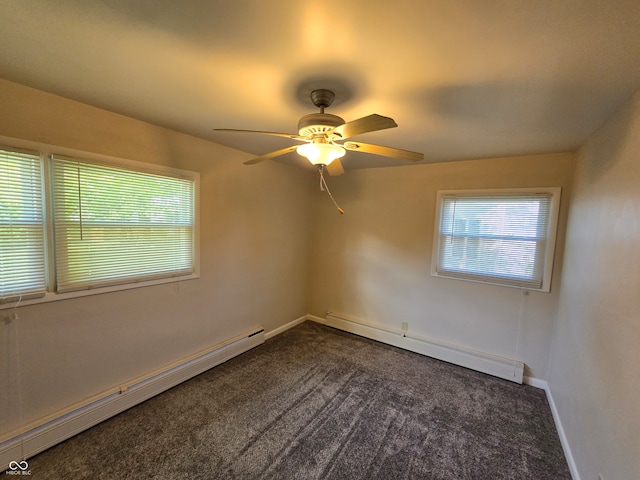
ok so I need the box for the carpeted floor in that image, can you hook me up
[28,321,570,479]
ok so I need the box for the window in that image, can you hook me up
[51,156,196,292]
[0,142,198,306]
[0,147,47,299]
[432,188,561,291]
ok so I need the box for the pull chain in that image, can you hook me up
[318,166,344,214]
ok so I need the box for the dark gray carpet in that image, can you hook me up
[28,321,570,479]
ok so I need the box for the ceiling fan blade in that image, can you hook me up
[329,114,398,140]
[326,159,345,176]
[243,145,299,165]
[343,141,424,162]
[214,128,307,142]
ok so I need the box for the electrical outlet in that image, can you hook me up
[401,322,408,331]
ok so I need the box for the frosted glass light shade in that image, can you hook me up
[296,143,346,165]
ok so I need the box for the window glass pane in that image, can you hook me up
[51,156,195,292]
[0,147,46,298]
[435,193,555,290]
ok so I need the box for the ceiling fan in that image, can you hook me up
[214,89,423,213]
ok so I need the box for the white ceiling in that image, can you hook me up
[2,0,639,171]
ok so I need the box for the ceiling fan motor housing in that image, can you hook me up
[297,113,345,138]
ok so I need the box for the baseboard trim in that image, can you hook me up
[3,316,578,478]
[307,313,580,476]
[541,382,580,480]
[264,315,308,340]
[522,376,546,390]
[306,314,326,324]
[521,377,580,480]
[1,328,264,470]
[312,311,524,384]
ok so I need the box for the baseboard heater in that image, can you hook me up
[322,311,524,384]
[0,327,264,470]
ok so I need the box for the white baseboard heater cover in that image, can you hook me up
[1,328,264,470]
[322,311,524,384]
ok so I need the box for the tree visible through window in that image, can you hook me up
[0,147,46,299]
[0,144,198,304]
[51,156,196,292]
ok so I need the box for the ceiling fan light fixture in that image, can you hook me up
[296,142,345,166]
[215,88,423,173]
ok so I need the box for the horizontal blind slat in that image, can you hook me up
[436,194,552,289]
[0,147,47,297]
[52,155,195,292]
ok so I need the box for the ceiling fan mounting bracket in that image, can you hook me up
[310,89,336,110]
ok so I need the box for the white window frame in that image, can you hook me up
[431,187,561,292]
[0,136,200,310]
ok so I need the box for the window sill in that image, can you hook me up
[431,270,551,292]
[0,273,200,310]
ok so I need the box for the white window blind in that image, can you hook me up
[433,191,559,291]
[0,147,47,299]
[51,156,195,293]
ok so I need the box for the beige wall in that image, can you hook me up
[549,91,640,480]
[0,79,313,433]
[307,153,575,380]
